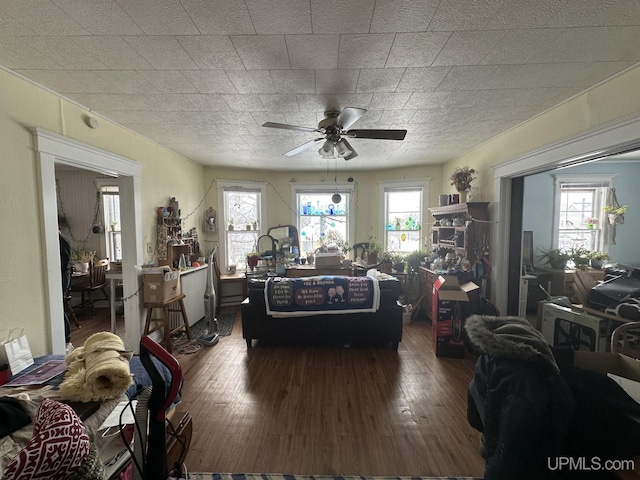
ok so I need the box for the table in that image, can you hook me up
[105,270,122,333]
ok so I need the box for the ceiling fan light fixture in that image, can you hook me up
[319,140,334,158]
[335,139,352,158]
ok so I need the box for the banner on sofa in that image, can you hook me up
[265,276,380,317]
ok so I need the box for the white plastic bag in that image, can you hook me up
[0,329,34,375]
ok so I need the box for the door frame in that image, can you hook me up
[492,113,640,315]
[35,128,144,354]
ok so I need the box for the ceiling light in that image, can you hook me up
[319,140,334,158]
[335,139,352,158]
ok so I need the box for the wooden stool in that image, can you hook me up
[143,294,191,353]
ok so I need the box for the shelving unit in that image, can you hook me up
[429,202,490,263]
[157,215,195,266]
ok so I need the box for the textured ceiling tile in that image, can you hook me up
[0,37,62,69]
[485,0,563,29]
[436,65,497,91]
[231,35,291,69]
[180,0,255,34]
[529,27,640,63]
[270,70,316,94]
[310,0,375,34]
[70,36,153,69]
[338,34,395,69]
[404,91,451,109]
[545,0,640,27]
[66,93,131,111]
[369,93,412,110]
[258,94,300,111]
[315,69,359,94]
[386,32,451,68]
[480,28,565,65]
[282,112,320,127]
[370,0,439,32]
[123,36,198,69]
[16,69,116,93]
[52,0,144,35]
[356,68,404,93]
[182,70,238,93]
[0,0,88,35]
[226,70,277,94]
[183,94,233,111]
[428,0,502,31]
[245,0,311,34]
[432,30,508,66]
[296,93,373,112]
[137,70,198,93]
[178,36,245,69]
[21,36,108,69]
[117,0,199,35]
[222,94,267,112]
[93,71,158,93]
[286,35,339,69]
[561,61,636,87]
[0,11,35,35]
[396,66,451,92]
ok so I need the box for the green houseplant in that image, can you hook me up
[538,247,571,270]
[70,248,96,273]
[391,252,407,273]
[587,250,612,269]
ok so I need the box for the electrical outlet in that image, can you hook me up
[147,242,153,254]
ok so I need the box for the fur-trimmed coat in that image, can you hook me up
[465,315,575,480]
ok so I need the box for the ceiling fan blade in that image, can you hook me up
[337,107,367,130]
[343,148,358,161]
[345,129,407,140]
[283,138,324,156]
[262,122,319,133]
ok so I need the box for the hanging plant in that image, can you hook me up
[605,188,626,245]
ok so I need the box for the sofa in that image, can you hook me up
[241,276,403,349]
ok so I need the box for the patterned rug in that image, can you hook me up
[185,475,479,480]
[190,312,236,337]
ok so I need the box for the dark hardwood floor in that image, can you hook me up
[70,305,485,477]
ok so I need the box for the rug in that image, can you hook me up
[190,312,236,338]
[185,475,480,480]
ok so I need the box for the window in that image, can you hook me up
[101,185,121,261]
[380,181,427,254]
[554,174,612,253]
[293,183,354,256]
[217,180,266,271]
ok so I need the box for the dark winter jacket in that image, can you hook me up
[465,315,575,480]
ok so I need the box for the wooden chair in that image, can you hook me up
[610,321,640,359]
[72,259,110,317]
[63,287,80,328]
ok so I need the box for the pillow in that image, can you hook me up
[3,398,90,480]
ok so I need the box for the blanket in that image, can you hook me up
[59,332,133,403]
[265,276,380,317]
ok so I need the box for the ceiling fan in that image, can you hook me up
[262,107,407,161]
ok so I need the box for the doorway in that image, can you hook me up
[35,128,144,354]
[492,113,640,316]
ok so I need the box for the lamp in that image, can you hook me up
[335,138,352,158]
[319,140,334,158]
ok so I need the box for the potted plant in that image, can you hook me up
[604,205,628,224]
[366,239,382,265]
[584,217,599,229]
[450,166,476,202]
[587,250,612,269]
[228,218,234,230]
[569,247,590,268]
[381,251,393,273]
[391,252,407,273]
[538,247,572,270]
[246,251,259,270]
[406,250,430,275]
[71,248,96,273]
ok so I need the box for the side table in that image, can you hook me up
[143,294,191,353]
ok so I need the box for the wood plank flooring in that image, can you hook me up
[71,306,485,477]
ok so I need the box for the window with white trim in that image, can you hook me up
[554,175,612,253]
[100,185,121,261]
[218,181,266,272]
[293,183,354,256]
[381,182,426,254]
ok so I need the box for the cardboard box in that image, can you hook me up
[432,275,479,358]
[314,253,342,267]
[574,351,640,401]
[541,302,610,352]
[143,266,181,303]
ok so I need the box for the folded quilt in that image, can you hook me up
[265,275,380,317]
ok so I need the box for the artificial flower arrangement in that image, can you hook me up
[584,217,599,228]
[450,166,476,192]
